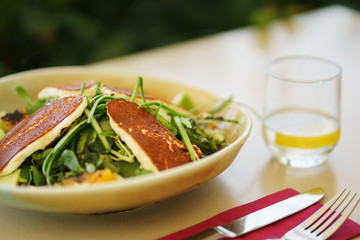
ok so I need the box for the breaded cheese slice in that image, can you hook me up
[101,84,188,114]
[37,81,98,99]
[107,99,201,172]
[0,95,87,176]
[101,84,158,102]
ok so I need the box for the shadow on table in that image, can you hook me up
[259,157,337,198]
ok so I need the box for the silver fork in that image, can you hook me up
[280,189,360,240]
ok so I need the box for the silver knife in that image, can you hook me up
[186,188,324,240]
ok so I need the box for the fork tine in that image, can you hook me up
[302,189,346,229]
[314,192,356,235]
[308,189,350,232]
[281,189,360,240]
[320,193,360,239]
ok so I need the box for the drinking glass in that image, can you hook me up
[262,56,342,168]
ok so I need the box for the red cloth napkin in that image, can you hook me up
[158,188,360,240]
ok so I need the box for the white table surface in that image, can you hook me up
[1,4,360,240]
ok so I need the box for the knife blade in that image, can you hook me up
[186,188,324,240]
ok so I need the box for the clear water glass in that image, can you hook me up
[262,56,342,168]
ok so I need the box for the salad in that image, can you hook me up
[0,77,238,187]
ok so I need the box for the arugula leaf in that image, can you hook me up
[87,95,109,124]
[82,152,103,167]
[130,76,143,102]
[180,117,192,128]
[138,102,191,118]
[27,100,46,115]
[154,113,178,136]
[61,149,84,174]
[209,96,233,115]
[15,86,32,106]
[101,155,120,173]
[95,82,102,95]
[88,137,109,154]
[100,131,117,138]
[115,161,152,178]
[153,101,163,117]
[18,163,32,185]
[80,82,86,95]
[15,86,47,115]
[30,166,46,186]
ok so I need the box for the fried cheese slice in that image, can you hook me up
[0,95,87,176]
[101,84,187,113]
[107,99,201,172]
[101,84,160,102]
[37,81,98,99]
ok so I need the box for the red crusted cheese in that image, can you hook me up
[107,99,201,172]
[0,95,87,175]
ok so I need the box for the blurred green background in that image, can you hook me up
[1,0,359,77]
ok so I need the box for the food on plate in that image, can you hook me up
[0,95,87,176]
[1,110,27,132]
[38,81,98,99]
[62,168,115,186]
[0,77,239,187]
[101,84,158,101]
[107,99,202,172]
[101,84,186,113]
